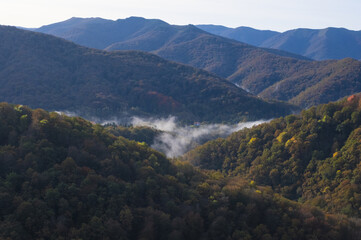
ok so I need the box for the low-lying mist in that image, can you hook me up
[131,116,268,158]
[54,111,268,158]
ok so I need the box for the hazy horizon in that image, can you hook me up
[13,15,361,34]
[1,0,361,32]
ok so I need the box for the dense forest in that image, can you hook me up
[185,94,361,217]
[1,102,360,239]
[0,25,294,123]
[105,124,161,146]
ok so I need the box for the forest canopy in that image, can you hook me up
[184,94,361,218]
[0,102,360,239]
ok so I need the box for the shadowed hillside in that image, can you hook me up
[0,25,296,123]
[33,17,361,108]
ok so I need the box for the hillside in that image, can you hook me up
[105,125,161,146]
[149,25,306,79]
[184,94,361,217]
[33,17,361,108]
[1,102,360,239]
[233,57,361,108]
[261,58,361,107]
[0,25,295,122]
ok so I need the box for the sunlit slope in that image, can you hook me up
[184,94,361,217]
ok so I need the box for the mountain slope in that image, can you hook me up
[34,17,309,77]
[184,94,361,218]
[1,102,360,239]
[261,28,361,60]
[197,24,361,61]
[231,56,361,108]
[36,17,171,49]
[196,24,279,46]
[260,58,361,108]
[0,25,294,122]
[33,17,361,108]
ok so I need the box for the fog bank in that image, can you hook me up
[132,116,268,158]
[54,111,268,158]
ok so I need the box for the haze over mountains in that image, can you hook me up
[0,25,294,123]
[197,24,279,47]
[33,17,361,108]
[35,17,361,62]
[198,25,361,61]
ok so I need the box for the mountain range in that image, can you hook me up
[2,16,361,240]
[0,25,294,123]
[197,25,361,61]
[33,17,361,108]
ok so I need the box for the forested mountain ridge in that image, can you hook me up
[0,25,294,123]
[105,125,161,146]
[34,16,309,79]
[197,25,361,61]
[260,28,361,60]
[196,24,279,48]
[36,17,171,50]
[184,94,361,217]
[1,102,361,239]
[33,17,361,108]
[35,16,306,60]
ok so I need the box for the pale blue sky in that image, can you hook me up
[1,0,360,31]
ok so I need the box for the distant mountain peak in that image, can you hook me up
[125,16,146,20]
[121,16,168,25]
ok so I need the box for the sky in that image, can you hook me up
[1,0,360,32]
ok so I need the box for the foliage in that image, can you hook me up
[0,102,359,239]
[185,94,361,217]
[105,125,161,146]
